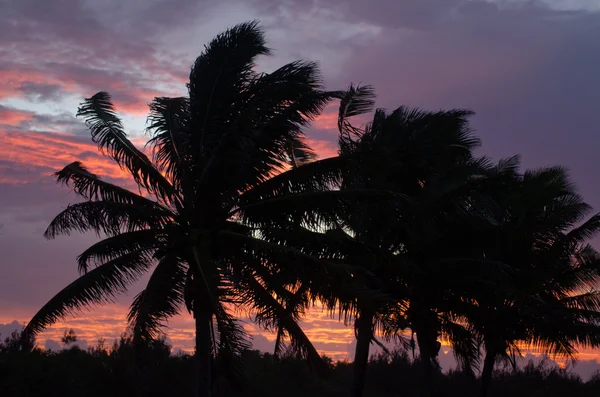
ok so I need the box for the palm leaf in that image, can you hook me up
[77,229,166,274]
[24,250,154,336]
[55,161,171,210]
[188,20,270,157]
[77,92,177,204]
[337,84,376,148]
[236,189,409,230]
[146,96,191,190]
[129,255,187,342]
[45,201,172,239]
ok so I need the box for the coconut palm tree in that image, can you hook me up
[456,166,600,397]
[22,21,362,397]
[319,84,490,397]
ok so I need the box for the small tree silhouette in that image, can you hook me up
[61,328,78,349]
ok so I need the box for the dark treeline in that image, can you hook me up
[11,20,600,397]
[3,331,600,397]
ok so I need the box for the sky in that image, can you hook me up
[2,0,600,378]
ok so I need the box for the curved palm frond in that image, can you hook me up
[236,189,409,230]
[337,83,376,149]
[45,201,172,239]
[146,96,191,190]
[234,269,328,376]
[212,300,250,355]
[77,228,167,274]
[77,92,177,205]
[237,155,347,204]
[129,255,187,342]
[55,161,171,211]
[285,135,317,168]
[24,250,154,336]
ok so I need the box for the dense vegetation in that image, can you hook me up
[11,21,600,397]
[3,331,600,397]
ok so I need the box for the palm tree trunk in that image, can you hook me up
[194,307,212,397]
[351,310,374,397]
[478,350,496,397]
[191,244,214,397]
[416,334,434,397]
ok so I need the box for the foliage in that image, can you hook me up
[3,340,600,397]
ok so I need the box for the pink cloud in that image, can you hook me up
[0,131,125,180]
[307,138,339,159]
[0,106,35,127]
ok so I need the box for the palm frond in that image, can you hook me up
[45,201,172,239]
[24,250,154,336]
[237,155,347,204]
[188,20,270,157]
[285,135,317,168]
[77,229,166,274]
[235,271,328,376]
[55,161,172,211]
[77,92,177,204]
[212,301,250,355]
[146,96,191,190]
[129,255,187,342]
[337,84,376,149]
[197,64,335,197]
[237,189,409,230]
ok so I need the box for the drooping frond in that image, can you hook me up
[285,135,317,168]
[219,230,343,278]
[272,283,310,357]
[77,92,176,204]
[233,269,328,376]
[337,84,376,147]
[77,229,167,274]
[561,214,600,247]
[237,155,347,204]
[146,96,190,189]
[44,201,173,239]
[559,292,600,313]
[24,250,154,336]
[129,255,187,342]
[212,301,250,355]
[55,161,172,211]
[237,189,409,231]
[220,230,378,313]
[440,318,480,376]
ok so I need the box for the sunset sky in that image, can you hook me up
[3,0,600,377]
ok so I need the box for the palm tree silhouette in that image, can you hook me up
[325,84,484,397]
[23,21,347,397]
[456,166,600,397]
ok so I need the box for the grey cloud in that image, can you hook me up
[44,339,62,351]
[30,113,88,136]
[17,82,64,102]
[0,104,87,135]
[249,333,275,353]
[0,320,23,340]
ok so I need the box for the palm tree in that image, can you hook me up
[22,21,354,397]
[322,84,486,397]
[456,166,600,397]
